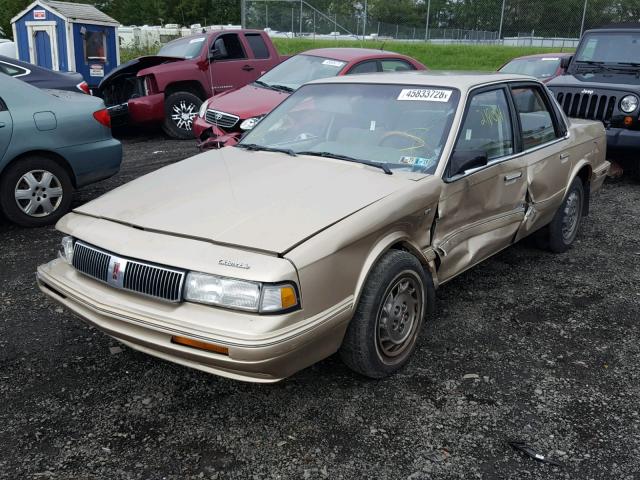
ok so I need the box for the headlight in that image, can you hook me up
[184,272,299,313]
[240,116,263,131]
[58,236,74,264]
[198,100,209,118]
[620,95,639,113]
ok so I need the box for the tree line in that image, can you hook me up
[1,0,639,43]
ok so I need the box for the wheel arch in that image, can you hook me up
[164,81,207,100]
[353,232,438,308]
[0,150,76,187]
[569,161,592,216]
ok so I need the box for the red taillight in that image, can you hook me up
[93,109,111,128]
[77,81,91,94]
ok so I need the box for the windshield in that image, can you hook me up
[256,54,348,91]
[240,83,460,175]
[500,57,560,78]
[576,32,640,64]
[157,36,206,59]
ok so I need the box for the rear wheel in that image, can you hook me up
[162,91,202,139]
[0,156,73,227]
[545,177,585,253]
[340,250,434,379]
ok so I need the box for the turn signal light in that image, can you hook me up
[280,285,298,309]
[624,116,634,126]
[171,335,229,355]
[93,109,111,128]
[76,81,91,94]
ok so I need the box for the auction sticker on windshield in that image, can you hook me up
[397,89,452,102]
[322,59,346,67]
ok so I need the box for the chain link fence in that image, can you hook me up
[243,0,638,46]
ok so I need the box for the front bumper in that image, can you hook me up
[37,259,353,383]
[193,117,241,150]
[606,127,640,153]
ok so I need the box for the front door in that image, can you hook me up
[27,23,58,70]
[209,33,259,94]
[433,86,528,283]
[0,97,13,161]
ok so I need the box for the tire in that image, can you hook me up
[0,156,73,227]
[162,91,202,140]
[546,177,585,253]
[339,250,435,379]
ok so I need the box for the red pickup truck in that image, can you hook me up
[97,29,286,139]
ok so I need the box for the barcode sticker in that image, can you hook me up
[322,59,346,67]
[397,89,452,102]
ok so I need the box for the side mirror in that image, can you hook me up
[560,55,573,69]
[449,150,488,178]
[209,48,224,61]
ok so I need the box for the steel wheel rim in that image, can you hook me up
[171,100,197,131]
[561,190,581,243]
[376,271,424,361]
[14,169,63,218]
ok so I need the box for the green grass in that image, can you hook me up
[120,38,572,70]
[272,38,572,71]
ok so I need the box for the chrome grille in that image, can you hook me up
[205,109,239,129]
[554,90,617,122]
[72,241,185,303]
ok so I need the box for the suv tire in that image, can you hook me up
[162,91,202,140]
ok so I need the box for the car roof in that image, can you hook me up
[507,52,572,60]
[587,23,640,31]
[302,48,411,61]
[0,54,33,68]
[308,71,535,90]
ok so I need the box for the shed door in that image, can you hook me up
[27,23,59,71]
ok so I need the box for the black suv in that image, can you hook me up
[548,24,640,178]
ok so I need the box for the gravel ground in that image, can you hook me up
[1,132,639,480]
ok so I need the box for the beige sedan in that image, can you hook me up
[37,72,609,382]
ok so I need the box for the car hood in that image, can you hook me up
[73,147,412,254]
[208,84,291,119]
[97,55,183,92]
[548,71,640,91]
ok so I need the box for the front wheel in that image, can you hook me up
[340,250,434,379]
[0,156,73,227]
[546,177,585,253]
[162,91,202,140]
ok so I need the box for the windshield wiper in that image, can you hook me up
[615,62,640,68]
[269,84,295,93]
[236,143,297,156]
[575,60,619,72]
[298,151,392,175]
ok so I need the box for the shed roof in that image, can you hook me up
[11,0,119,25]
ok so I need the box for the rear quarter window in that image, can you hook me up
[245,34,270,59]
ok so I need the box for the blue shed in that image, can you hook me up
[11,0,120,87]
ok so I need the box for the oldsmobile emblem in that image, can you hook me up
[218,259,250,270]
[581,89,594,95]
[107,256,127,288]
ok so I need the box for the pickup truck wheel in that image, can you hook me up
[340,250,434,379]
[546,177,585,253]
[0,156,73,227]
[162,91,202,139]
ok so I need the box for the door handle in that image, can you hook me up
[559,152,570,163]
[242,64,255,72]
[0,122,4,128]
[504,172,522,182]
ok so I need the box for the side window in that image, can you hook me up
[0,61,28,77]
[212,34,246,60]
[511,86,558,149]
[380,59,415,72]
[84,31,106,63]
[455,89,514,161]
[0,97,6,111]
[347,60,379,75]
[244,34,270,59]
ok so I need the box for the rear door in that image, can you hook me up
[0,96,13,161]
[433,86,528,282]
[243,33,278,76]
[509,83,572,239]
